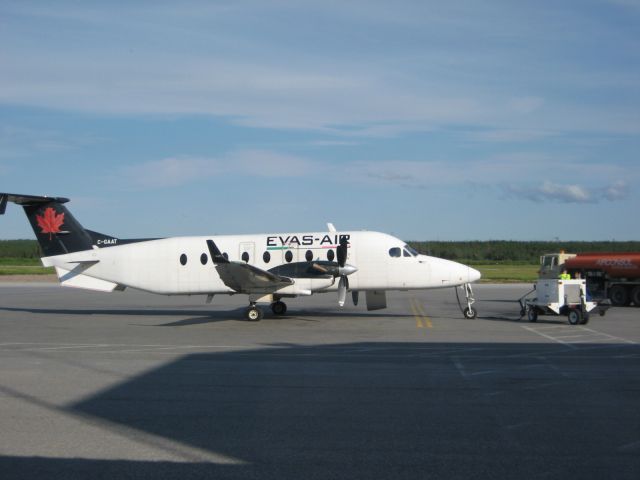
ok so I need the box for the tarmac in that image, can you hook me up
[0,282,638,479]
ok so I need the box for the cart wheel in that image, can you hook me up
[527,308,538,323]
[568,309,582,325]
[580,311,590,325]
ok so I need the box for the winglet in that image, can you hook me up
[206,240,229,264]
[327,223,337,232]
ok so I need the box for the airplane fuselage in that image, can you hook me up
[42,230,480,296]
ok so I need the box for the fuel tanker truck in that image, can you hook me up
[539,252,640,306]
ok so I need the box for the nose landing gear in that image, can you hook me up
[456,283,477,319]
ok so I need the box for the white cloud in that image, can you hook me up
[0,125,100,159]
[468,128,557,143]
[2,2,639,137]
[504,180,629,204]
[118,150,322,189]
[603,180,628,200]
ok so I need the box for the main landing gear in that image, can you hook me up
[244,300,288,321]
[245,303,264,321]
[271,300,287,316]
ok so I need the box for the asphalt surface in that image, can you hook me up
[0,283,638,479]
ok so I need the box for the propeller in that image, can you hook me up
[338,276,348,307]
[337,236,350,307]
[308,236,357,307]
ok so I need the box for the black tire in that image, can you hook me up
[463,307,477,319]
[245,307,263,322]
[271,301,287,315]
[568,309,582,325]
[580,311,590,325]
[631,286,640,307]
[609,285,629,306]
[527,308,538,323]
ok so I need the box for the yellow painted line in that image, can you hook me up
[410,298,432,329]
[410,299,423,327]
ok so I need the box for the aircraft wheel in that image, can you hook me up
[527,308,538,323]
[271,301,287,315]
[245,306,263,322]
[463,307,477,319]
[568,309,582,325]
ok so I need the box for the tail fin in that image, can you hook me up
[0,193,93,257]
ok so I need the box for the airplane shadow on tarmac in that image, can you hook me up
[0,306,414,326]
[1,341,639,480]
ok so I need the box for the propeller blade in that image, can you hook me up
[311,263,329,273]
[352,290,359,306]
[337,236,348,268]
[338,276,348,307]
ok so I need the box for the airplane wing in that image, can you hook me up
[206,240,293,294]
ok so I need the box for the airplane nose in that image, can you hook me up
[468,266,481,283]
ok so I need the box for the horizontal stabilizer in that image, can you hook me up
[0,193,70,214]
[54,266,122,292]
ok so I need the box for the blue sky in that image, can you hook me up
[1,0,639,241]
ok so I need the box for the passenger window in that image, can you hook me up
[180,254,187,265]
[285,250,293,263]
[263,251,271,263]
[389,247,401,258]
[241,252,249,263]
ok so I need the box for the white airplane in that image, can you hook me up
[0,193,481,321]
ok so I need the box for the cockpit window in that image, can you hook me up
[403,245,418,257]
[389,247,401,258]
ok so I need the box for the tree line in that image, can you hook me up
[407,240,640,263]
[1,239,639,264]
[0,240,43,259]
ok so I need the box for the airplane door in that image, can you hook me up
[239,242,255,264]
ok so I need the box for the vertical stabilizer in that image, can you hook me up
[0,193,93,256]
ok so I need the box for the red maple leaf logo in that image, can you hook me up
[36,207,65,240]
